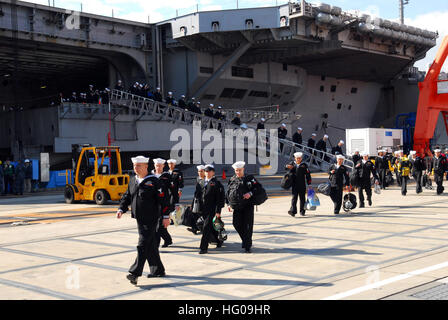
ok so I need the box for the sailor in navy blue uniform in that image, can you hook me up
[117,156,170,285]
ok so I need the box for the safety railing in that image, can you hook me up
[110,89,297,124]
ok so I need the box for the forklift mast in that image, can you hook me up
[413,36,448,156]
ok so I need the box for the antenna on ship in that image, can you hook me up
[399,0,410,25]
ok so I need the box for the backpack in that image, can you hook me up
[226,177,247,209]
[400,159,411,176]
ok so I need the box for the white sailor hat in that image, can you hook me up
[209,103,214,107]
[218,106,222,109]
[260,117,265,121]
[72,92,76,95]
[105,88,111,92]
[118,80,122,83]
[336,155,345,160]
[236,112,241,115]
[168,91,173,95]
[232,161,246,169]
[281,123,286,127]
[354,149,360,153]
[131,156,149,164]
[311,133,317,137]
[89,84,94,87]
[156,87,160,90]
[324,134,329,138]
[339,140,344,144]
[434,149,442,153]
[167,159,177,164]
[153,158,166,164]
[24,159,30,163]
[181,94,186,98]
[196,165,205,170]
[294,152,303,158]
[197,101,201,105]
[204,164,215,171]
[394,151,400,155]
[361,152,369,156]
[192,97,196,100]
[240,123,248,129]
[297,127,303,131]
[409,151,416,155]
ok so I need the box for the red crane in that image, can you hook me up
[413,36,448,157]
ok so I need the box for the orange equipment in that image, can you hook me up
[413,36,448,157]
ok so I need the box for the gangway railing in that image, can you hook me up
[110,89,297,124]
[67,89,350,172]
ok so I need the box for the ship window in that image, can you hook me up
[248,90,269,98]
[202,94,216,100]
[331,85,337,92]
[321,75,326,81]
[320,86,324,92]
[231,66,254,78]
[337,103,342,110]
[283,63,288,71]
[200,67,214,74]
[351,87,358,94]
[219,88,247,99]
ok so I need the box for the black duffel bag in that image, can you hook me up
[317,182,331,196]
[281,172,293,190]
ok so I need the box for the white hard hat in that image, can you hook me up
[131,156,149,164]
[232,161,246,169]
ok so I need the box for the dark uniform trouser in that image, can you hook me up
[3,176,13,194]
[233,204,254,250]
[156,219,172,246]
[401,176,409,195]
[358,183,372,205]
[15,178,24,195]
[200,213,220,251]
[290,189,306,214]
[130,223,165,277]
[435,173,445,194]
[413,171,423,193]
[396,171,402,186]
[378,169,386,189]
[329,187,343,214]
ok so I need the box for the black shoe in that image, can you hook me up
[187,227,198,235]
[359,203,365,208]
[368,199,372,206]
[126,273,138,285]
[199,249,208,254]
[162,241,173,248]
[300,210,306,216]
[147,272,166,278]
[334,211,339,215]
[288,211,296,217]
[245,248,252,253]
[216,241,222,248]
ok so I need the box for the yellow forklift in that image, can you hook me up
[64,144,129,205]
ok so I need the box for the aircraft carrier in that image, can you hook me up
[0,0,443,173]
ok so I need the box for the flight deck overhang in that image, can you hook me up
[160,1,438,83]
